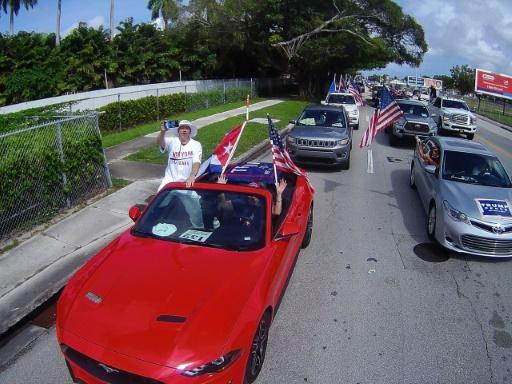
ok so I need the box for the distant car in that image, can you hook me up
[372,85,384,104]
[410,136,512,257]
[321,92,360,129]
[389,99,438,146]
[430,96,477,140]
[57,164,315,384]
[287,104,352,169]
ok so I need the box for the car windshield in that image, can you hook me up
[443,100,469,110]
[327,94,355,104]
[132,188,266,250]
[398,103,429,117]
[443,151,512,187]
[297,109,346,128]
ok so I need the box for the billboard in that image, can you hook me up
[475,69,512,100]
[406,76,443,89]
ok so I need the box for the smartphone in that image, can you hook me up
[164,120,179,130]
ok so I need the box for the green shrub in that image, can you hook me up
[98,86,254,133]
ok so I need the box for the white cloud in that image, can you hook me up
[62,15,106,37]
[398,0,512,75]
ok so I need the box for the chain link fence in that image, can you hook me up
[0,114,111,241]
[464,95,512,127]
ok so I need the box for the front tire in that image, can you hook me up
[244,313,271,384]
[301,206,314,248]
[427,203,437,241]
[467,133,474,140]
[354,123,359,130]
[341,155,350,170]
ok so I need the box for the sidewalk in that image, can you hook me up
[0,99,284,336]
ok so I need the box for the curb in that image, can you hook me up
[475,113,512,134]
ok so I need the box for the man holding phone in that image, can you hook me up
[157,119,203,227]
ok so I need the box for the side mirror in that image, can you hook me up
[289,120,297,125]
[320,100,326,105]
[128,205,143,222]
[275,222,300,241]
[424,165,437,174]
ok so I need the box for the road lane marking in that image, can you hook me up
[367,149,374,173]
[476,136,512,159]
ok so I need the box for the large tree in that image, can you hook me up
[1,0,38,35]
[147,0,180,29]
[450,64,475,95]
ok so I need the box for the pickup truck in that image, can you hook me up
[430,96,477,140]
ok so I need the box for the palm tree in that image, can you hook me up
[109,0,114,40]
[1,0,38,34]
[56,0,61,45]
[147,0,179,30]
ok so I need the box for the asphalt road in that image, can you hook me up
[1,106,512,384]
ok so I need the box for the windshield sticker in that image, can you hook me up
[244,236,251,241]
[476,199,512,218]
[179,230,213,243]
[152,223,177,237]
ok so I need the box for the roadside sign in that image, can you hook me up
[475,68,512,100]
[407,76,424,87]
[423,77,443,90]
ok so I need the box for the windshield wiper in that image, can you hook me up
[131,229,157,239]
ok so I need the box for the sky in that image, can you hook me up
[1,0,511,79]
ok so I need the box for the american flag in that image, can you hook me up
[267,116,306,177]
[348,82,364,106]
[338,75,347,92]
[359,86,403,148]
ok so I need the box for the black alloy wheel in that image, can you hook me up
[244,313,271,384]
[301,206,314,248]
[409,164,416,189]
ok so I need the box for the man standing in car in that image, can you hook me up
[157,119,203,227]
[429,85,437,104]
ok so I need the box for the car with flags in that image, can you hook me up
[57,116,315,384]
[430,96,477,140]
[321,92,360,129]
[410,136,512,257]
[389,99,438,146]
[286,104,352,169]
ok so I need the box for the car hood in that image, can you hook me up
[443,107,474,117]
[290,125,348,139]
[441,180,512,222]
[402,115,435,125]
[62,232,268,369]
[326,103,357,112]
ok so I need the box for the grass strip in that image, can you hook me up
[102,98,264,148]
[126,100,307,164]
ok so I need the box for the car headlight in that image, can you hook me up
[180,350,242,377]
[350,110,358,116]
[470,116,477,124]
[337,138,349,145]
[394,119,405,129]
[287,135,296,144]
[442,114,451,121]
[443,200,470,224]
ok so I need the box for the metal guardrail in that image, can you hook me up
[0,114,111,241]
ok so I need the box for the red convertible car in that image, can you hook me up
[57,162,314,384]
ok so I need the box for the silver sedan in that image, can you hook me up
[410,136,512,257]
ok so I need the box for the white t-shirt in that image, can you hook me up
[159,137,202,191]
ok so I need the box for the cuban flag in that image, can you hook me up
[329,74,337,94]
[197,122,246,177]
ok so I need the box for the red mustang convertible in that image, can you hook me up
[57,163,314,384]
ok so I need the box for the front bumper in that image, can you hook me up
[59,329,245,384]
[437,211,512,258]
[441,121,477,133]
[287,142,350,166]
[392,125,436,138]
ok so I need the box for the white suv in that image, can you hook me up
[430,96,477,140]
[321,92,360,129]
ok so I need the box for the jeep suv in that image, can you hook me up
[389,99,437,146]
[286,104,352,169]
[430,96,477,140]
[321,92,360,129]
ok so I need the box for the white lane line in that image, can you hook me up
[367,149,374,174]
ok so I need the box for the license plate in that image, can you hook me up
[459,129,465,133]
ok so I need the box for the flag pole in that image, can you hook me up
[221,121,247,176]
[246,94,250,121]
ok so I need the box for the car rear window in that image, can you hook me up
[327,94,355,104]
[442,100,469,110]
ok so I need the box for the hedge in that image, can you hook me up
[98,86,253,133]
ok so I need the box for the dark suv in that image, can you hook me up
[286,104,352,169]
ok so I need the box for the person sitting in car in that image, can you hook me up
[415,136,440,168]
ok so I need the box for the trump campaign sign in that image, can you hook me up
[475,69,512,100]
